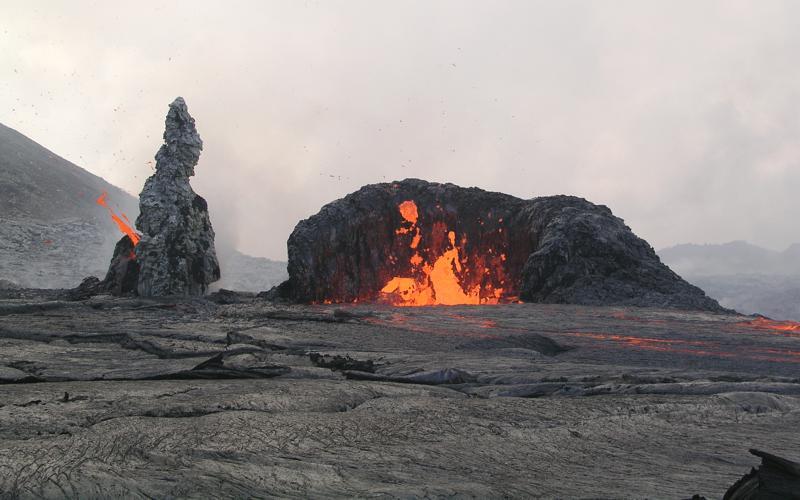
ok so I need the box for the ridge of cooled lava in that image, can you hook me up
[277,178,724,311]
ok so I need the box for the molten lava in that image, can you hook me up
[380,200,505,306]
[398,200,418,224]
[97,192,140,252]
[740,317,800,333]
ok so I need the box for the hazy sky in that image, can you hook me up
[2,1,798,260]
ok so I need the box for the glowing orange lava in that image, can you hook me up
[97,192,140,249]
[380,200,504,306]
[398,200,418,224]
[739,317,800,333]
[747,317,800,331]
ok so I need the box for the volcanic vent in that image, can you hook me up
[279,179,724,311]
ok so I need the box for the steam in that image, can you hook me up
[2,1,799,261]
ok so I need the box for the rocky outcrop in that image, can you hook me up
[102,235,139,296]
[132,97,220,296]
[723,449,800,499]
[515,195,721,309]
[280,179,724,311]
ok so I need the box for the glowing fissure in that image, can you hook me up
[380,200,504,306]
[97,192,140,257]
[742,317,800,332]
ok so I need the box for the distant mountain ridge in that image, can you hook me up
[659,241,800,321]
[659,241,800,277]
[0,122,286,291]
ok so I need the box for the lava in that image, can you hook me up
[398,200,418,224]
[97,191,140,249]
[740,317,800,333]
[380,200,505,306]
[565,331,800,363]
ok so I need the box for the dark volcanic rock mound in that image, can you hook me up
[287,179,526,305]
[283,179,724,311]
[103,235,139,296]
[723,449,800,499]
[515,195,719,309]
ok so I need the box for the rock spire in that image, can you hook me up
[133,97,220,296]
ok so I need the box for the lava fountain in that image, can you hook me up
[380,200,506,306]
[97,191,140,252]
[280,178,726,311]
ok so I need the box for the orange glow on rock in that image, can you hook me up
[380,200,505,306]
[97,192,141,248]
[398,200,418,224]
[740,317,800,333]
[410,232,422,249]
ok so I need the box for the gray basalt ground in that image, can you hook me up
[1,290,799,498]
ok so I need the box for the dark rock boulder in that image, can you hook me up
[280,178,724,311]
[102,235,139,296]
[309,352,376,373]
[133,97,220,297]
[515,195,722,309]
[65,276,104,301]
[207,288,250,305]
[723,449,800,499]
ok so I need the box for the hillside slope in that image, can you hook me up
[0,123,138,221]
[0,123,139,287]
[0,122,286,290]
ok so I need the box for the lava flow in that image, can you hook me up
[97,191,140,251]
[739,317,800,334]
[380,200,505,306]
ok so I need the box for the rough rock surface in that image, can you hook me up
[101,235,139,296]
[0,120,286,292]
[283,178,724,311]
[133,97,220,296]
[1,293,799,497]
[723,449,800,499]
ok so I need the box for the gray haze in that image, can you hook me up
[658,241,800,320]
[1,1,799,260]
